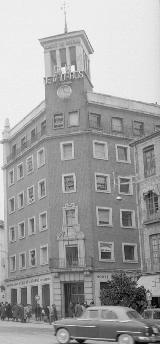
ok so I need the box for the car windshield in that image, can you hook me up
[127,310,143,320]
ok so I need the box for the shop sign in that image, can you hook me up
[6,275,51,288]
[44,65,84,85]
[95,273,111,281]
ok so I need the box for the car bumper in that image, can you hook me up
[136,335,160,342]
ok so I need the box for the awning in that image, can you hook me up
[137,275,160,297]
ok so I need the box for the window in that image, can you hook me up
[63,205,78,226]
[41,120,46,136]
[96,207,112,226]
[9,226,16,242]
[95,173,110,193]
[98,242,114,261]
[144,191,159,219]
[68,111,79,127]
[40,245,48,265]
[53,113,64,129]
[27,185,35,204]
[66,246,78,267]
[12,144,17,158]
[28,217,36,235]
[19,252,26,270]
[29,249,36,267]
[17,162,24,180]
[8,169,14,186]
[133,121,144,136]
[116,144,130,163]
[120,210,135,228]
[18,221,25,239]
[150,234,160,266]
[39,211,47,231]
[154,124,160,132]
[10,255,16,272]
[89,113,101,129]
[112,117,123,133]
[17,191,24,209]
[38,179,46,199]
[60,141,74,160]
[31,128,36,143]
[143,145,156,178]
[122,243,138,262]
[21,136,27,150]
[118,176,133,195]
[62,173,76,193]
[93,141,108,160]
[37,148,45,168]
[8,197,15,214]
[26,155,34,174]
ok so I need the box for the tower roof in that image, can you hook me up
[39,30,94,54]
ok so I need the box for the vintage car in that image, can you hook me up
[143,309,160,324]
[53,306,160,344]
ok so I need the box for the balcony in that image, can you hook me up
[7,130,47,164]
[143,258,160,273]
[143,210,160,225]
[49,257,94,272]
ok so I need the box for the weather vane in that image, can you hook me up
[61,1,68,34]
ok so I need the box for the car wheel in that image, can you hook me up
[76,340,85,344]
[118,334,134,344]
[56,328,70,344]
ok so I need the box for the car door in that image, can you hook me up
[71,309,99,339]
[98,309,120,340]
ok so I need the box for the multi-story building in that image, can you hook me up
[1,29,160,316]
[131,131,160,307]
[0,220,5,301]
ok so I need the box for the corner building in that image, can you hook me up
[2,30,160,317]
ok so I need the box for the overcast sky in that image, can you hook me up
[0,0,160,219]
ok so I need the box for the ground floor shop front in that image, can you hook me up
[5,270,113,317]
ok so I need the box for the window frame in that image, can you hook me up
[41,119,46,136]
[122,243,138,263]
[19,251,26,270]
[38,178,47,199]
[9,255,16,272]
[27,185,35,205]
[95,173,111,193]
[28,216,36,236]
[143,145,156,178]
[39,211,48,232]
[8,168,14,187]
[62,173,76,193]
[17,162,24,180]
[8,196,15,214]
[98,241,114,261]
[53,113,64,129]
[9,226,16,243]
[111,117,123,133]
[120,209,136,228]
[17,191,24,210]
[60,141,74,161]
[26,155,34,175]
[118,176,133,195]
[21,136,27,150]
[116,144,131,163]
[29,248,37,267]
[68,110,80,127]
[132,120,144,136]
[93,140,108,160]
[31,127,36,143]
[37,147,45,168]
[18,221,25,239]
[88,112,101,129]
[63,204,78,226]
[96,206,112,227]
[40,244,48,265]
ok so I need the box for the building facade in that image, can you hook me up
[2,30,160,317]
[0,220,5,301]
[131,131,160,307]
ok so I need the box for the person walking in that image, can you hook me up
[75,301,83,317]
[49,304,58,324]
[68,301,74,317]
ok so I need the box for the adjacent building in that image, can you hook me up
[1,29,160,316]
[131,131,160,307]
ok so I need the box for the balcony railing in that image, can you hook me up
[49,257,93,271]
[143,210,160,224]
[7,130,47,163]
[143,258,160,273]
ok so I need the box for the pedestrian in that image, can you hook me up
[83,301,89,308]
[68,301,74,317]
[75,301,83,317]
[6,303,12,320]
[12,303,19,321]
[90,299,95,306]
[49,304,58,324]
[1,302,6,320]
[44,305,50,322]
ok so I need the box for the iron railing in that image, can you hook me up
[49,257,93,270]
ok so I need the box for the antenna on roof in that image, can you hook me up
[61,1,68,34]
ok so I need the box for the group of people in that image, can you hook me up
[68,300,94,317]
[0,302,57,323]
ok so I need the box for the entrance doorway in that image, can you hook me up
[21,287,27,306]
[64,282,84,317]
[31,285,38,311]
[42,284,50,306]
[11,288,17,305]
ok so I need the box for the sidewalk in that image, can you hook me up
[0,319,53,329]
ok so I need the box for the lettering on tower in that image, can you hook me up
[44,65,84,85]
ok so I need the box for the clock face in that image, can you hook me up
[57,85,72,99]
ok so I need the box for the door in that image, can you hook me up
[64,282,84,317]
[21,287,27,306]
[66,246,78,267]
[98,309,120,340]
[42,284,50,306]
[71,308,99,339]
[31,285,38,311]
[11,288,17,305]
